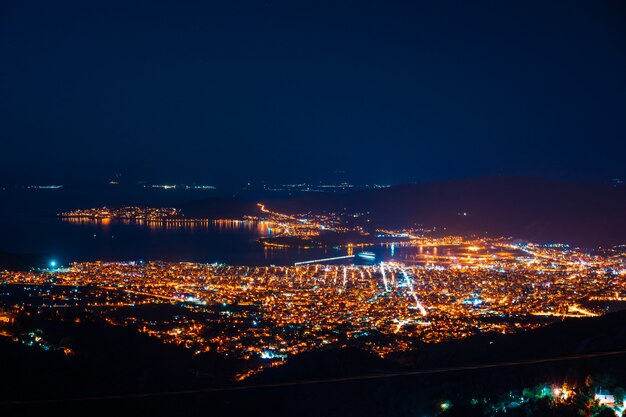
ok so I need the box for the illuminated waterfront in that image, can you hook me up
[3,190,626,383]
[2,239,624,380]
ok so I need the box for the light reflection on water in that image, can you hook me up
[60,218,524,266]
[61,217,273,236]
[0,188,307,266]
[54,217,337,265]
[379,242,523,266]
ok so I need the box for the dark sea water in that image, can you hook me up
[2,187,479,267]
[0,187,358,266]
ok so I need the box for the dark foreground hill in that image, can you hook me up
[269,177,626,247]
[0,251,46,271]
[2,311,626,417]
[248,311,626,390]
[391,310,626,370]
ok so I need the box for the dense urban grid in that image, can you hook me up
[1,236,625,380]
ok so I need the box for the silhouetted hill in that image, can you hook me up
[252,348,403,383]
[3,311,626,417]
[0,317,242,403]
[392,310,626,371]
[249,311,626,386]
[0,251,45,270]
[268,177,626,246]
[181,197,258,218]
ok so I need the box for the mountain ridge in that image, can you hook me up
[266,177,626,246]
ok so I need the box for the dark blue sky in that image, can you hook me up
[1,0,625,186]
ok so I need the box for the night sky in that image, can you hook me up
[1,0,625,187]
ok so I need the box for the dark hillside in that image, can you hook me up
[268,177,626,246]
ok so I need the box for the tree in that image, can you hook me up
[594,407,617,417]
[592,374,617,391]
[613,387,625,405]
[574,385,596,417]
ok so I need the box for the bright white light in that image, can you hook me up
[49,261,57,268]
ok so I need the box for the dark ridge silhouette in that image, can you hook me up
[391,310,626,370]
[251,347,404,382]
[249,311,626,386]
[181,197,258,218]
[267,177,626,247]
[0,316,243,402]
[0,251,46,270]
[2,311,626,417]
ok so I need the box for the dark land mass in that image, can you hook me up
[182,197,259,219]
[0,251,46,271]
[259,230,392,249]
[265,177,626,247]
[390,310,626,369]
[0,315,244,397]
[2,310,626,417]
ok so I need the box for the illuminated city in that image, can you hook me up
[3,1,626,416]
[2,236,625,379]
